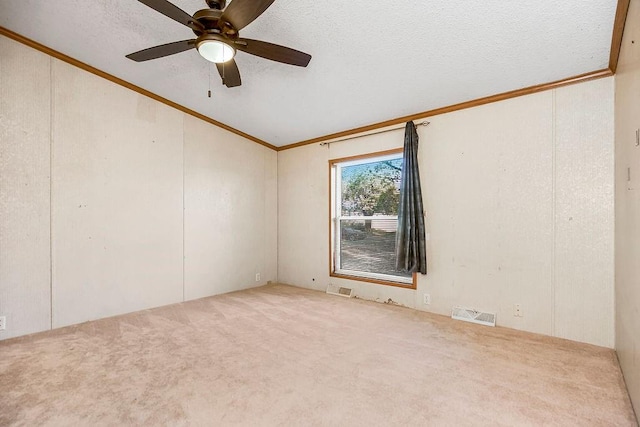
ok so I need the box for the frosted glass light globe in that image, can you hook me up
[197,40,235,63]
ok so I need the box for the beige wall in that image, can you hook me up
[0,36,277,339]
[278,77,615,348]
[184,114,278,300]
[0,36,52,338]
[51,60,185,327]
[615,0,640,414]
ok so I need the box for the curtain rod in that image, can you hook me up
[319,121,431,146]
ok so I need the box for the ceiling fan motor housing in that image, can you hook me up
[192,9,238,37]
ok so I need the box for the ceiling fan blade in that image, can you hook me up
[138,0,204,31]
[220,0,275,31]
[233,38,311,67]
[126,40,196,62]
[216,59,242,87]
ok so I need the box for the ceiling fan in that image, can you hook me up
[126,0,312,88]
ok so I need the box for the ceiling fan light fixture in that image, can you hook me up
[197,39,235,63]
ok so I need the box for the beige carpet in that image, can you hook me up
[0,284,636,426]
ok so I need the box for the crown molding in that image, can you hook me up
[277,68,613,151]
[0,26,277,151]
[3,0,628,153]
[609,0,631,73]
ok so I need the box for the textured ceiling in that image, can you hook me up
[0,0,617,146]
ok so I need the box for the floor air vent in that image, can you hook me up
[451,306,496,327]
[326,284,353,298]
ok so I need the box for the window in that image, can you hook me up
[330,150,415,287]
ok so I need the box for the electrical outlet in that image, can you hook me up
[255,273,261,282]
[0,316,6,331]
[423,294,431,305]
[514,304,523,317]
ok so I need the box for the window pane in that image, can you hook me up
[341,158,402,217]
[339,218,411,279]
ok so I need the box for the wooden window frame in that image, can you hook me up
[329,149,417,289]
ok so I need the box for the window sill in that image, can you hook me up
[330,271,417,290]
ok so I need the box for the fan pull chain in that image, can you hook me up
[208,63,212,98]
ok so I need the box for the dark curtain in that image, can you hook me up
[395,121,427,274]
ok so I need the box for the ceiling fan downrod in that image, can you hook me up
[205,0,226,10]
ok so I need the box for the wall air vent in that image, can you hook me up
[326,284,353,298]
[451,306,496,327]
